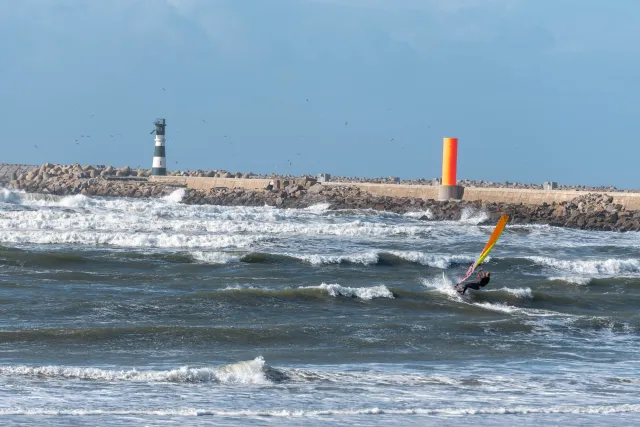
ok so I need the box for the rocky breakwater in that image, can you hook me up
[484,193,640,232]
[183,183,640,232]
[7,164,640,232]
[9,163,177,198]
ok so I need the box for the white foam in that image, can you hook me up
[303,203,331,213]
[293,252,380,266]
[0,357,268,384]
[390,251,476,268]
[57,194,93,208]
[0,230,263,249]
[421,276,461,298]
[473,302,560,317]
[403,209,433,219]
[0,188,23,204]
[528,256,640,277]
[0,404,637,417]
[303,283,394,300]
[547,276,592,285]
[191,251,242,264]
[459,208,489,224]
[0,210,430,239]
[487,287,533,299]
[473,302,520,314]
[213,356,270,385]
[162,188,186,203]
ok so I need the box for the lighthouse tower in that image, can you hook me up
[151,118,166,176]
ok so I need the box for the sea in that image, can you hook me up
[0,187,639,426]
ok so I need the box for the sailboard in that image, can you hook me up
[458,215,509,284]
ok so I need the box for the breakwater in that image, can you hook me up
[4,163,640,231]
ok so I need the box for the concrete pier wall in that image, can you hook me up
[149,175,272,190]
[150,176,640,210]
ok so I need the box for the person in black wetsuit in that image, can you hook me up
[456,272,490,295]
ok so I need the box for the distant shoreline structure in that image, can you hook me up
[2,162,640,232]
[0,162,629,194]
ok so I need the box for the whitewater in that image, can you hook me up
[0,188,639,426]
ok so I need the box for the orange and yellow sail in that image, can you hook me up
[460,215,509,283]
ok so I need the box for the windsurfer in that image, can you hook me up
[456,271,490,295]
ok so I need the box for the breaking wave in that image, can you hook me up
[302,283,394,300]
[486,287,534,299]
[547,276,592,285]
[0,404,638,417]
[528,256,640,277]
[0,357,273,385]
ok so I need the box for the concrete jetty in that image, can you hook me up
[148,176,640,211]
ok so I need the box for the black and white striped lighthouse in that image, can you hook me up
[151,118,166,176]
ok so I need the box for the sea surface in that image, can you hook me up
[0,188,639,426]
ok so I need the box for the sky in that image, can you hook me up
[1,0,639,187]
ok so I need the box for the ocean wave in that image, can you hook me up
[0,404,637,417]
[403,210,432,219]
[473,302,560,317]
[421,276,462,298]
[302,203,331,213]
[291,252,380,266]
[0,230,265,249]
[547,276,592,285]
[0,210,431,239]
[190,251,242,264]
[303,283,394,300]
[209,284,395,301]
[288,251,476,268]
[0,357,271,384]
[389,251,476,268]
[486,287,533,299]
[162,188,186,203]
[459,208,489,225]
[528,256,640,277]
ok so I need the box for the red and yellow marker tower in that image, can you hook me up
[438,137,464,200]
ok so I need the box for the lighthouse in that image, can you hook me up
[151,118,166,176]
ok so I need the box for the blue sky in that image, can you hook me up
[1,0,638,187]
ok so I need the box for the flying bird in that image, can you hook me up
[162,87,166,91]
[34,145,38,149]
[391,138,395,142]
[344,121,348,126]
[202,119,207,124]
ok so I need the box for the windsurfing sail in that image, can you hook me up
[459,215,509,283]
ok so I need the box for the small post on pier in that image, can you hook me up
[438,137,464,200]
